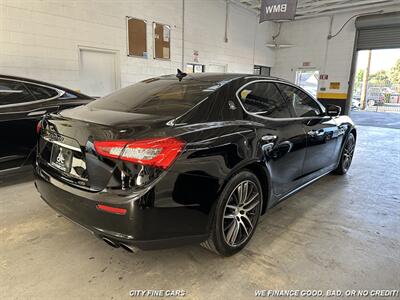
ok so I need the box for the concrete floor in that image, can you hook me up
[1,125,399,300]
[350,110,400,129]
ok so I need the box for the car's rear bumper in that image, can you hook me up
[34,167,208,250]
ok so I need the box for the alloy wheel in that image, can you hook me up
[222,180,261,247]
[342,137,355,171]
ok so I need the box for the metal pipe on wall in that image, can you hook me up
[224,0,229,43]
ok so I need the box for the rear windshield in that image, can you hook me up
[88,77,219,115]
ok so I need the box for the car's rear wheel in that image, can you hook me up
[201,170,262,256]
[333,132,355,175]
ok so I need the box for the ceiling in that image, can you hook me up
[234,0,400,19]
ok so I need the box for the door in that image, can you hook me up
[237,80,307,197]
[79,49,118,97]
[277,83,341,176]
[0,79,61,171]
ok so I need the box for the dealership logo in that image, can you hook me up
[265,3,287,14]
[56,150,65,164]
[260,0,298,22]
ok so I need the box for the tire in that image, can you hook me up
[201,170,263,256]
[333,132,356,175]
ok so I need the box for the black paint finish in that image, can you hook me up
[34,73,356,249]
[0,75,93,173]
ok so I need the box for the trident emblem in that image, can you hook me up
[56,149,65,164]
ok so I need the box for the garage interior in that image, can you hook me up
[1,0,400,299]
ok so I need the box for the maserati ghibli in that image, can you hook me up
[34,73,356,256]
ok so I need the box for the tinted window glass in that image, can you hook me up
[59,92,78,100]
[89,77,217,115]
[0,79,35,105]
[238,82,290,118]
[26,83,58,100]
[277,84,322,117]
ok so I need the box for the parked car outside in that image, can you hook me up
[0,75,93,173]
[367,87,385,106]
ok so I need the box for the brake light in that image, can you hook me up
[94,137,185,169]
[96,204,127,215]
[36,120,42,134]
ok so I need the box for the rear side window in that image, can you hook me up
[26,83,59,100]
[277,84,323,117]
[0,79,35,105]
[237,81,291,118]
[89,77,217,116]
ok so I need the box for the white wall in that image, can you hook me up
[271,4,400,97]
[0,0,275,91]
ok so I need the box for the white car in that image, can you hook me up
[352,99,361,110]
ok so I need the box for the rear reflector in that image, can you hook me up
[94,137,185,169]
[96,204,127,215]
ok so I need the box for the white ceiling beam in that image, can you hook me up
[296,0,395,14]
[296,1,396,19]
[234,0,399,18]
[297,0,353,9]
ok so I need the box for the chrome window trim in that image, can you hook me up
[235,79,327,122]
[0,105,59,115]
[0,77,64,108]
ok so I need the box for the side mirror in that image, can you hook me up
[326,105,341,117]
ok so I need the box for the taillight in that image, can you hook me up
[94,137,185,169]
[36,120,42,134]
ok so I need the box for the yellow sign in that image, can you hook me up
[329,82,341,90]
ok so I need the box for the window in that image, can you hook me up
[59,92,78,100]
[127,17,147,57]
[295,69,319,98]
[186,64,205,73]
[277,84,323,117]
[153,22,170,60]
[253,65,271,76]
[0,79,35,105]
[237,81,291,118]
[26,83,58,100]
[89,77,216,116]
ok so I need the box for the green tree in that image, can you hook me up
[354,69,364,91]
[389,59,400,85]
[356,69,364,82]
[369,70,389,85]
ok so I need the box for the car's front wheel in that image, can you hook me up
[333,132,356,175]
[201,170,263,256]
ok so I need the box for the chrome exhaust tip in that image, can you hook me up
[102,237,120,248]
[120,243,136,253]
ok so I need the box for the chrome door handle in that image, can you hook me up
[307,129,324,137]
[28,110,47,116]
[261,135,277,142]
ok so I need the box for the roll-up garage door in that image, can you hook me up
[355,12,400,50]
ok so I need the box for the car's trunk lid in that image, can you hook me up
[37,105,176,191]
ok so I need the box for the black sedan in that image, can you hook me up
[0,75,93,173]
[34,73,356,256]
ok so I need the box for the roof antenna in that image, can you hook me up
[176,69,187,82]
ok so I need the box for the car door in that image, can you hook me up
[277,83,341,176]
[237,80,307,198]
[0,79,61,171]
